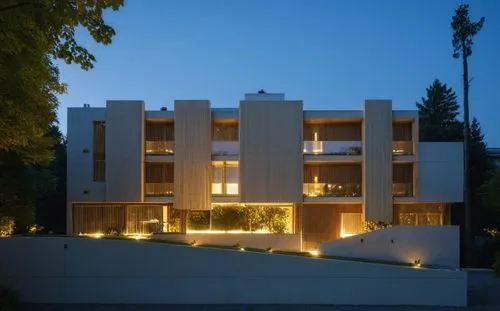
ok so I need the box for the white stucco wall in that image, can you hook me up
[418,142,463,202]
[66,107,107,234]
[0,237,466,306]
[153,233,301,251]
[319,226,460,268]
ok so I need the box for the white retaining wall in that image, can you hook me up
[153,233,301,251]
[319,226,460,268]
[0,237,466,306]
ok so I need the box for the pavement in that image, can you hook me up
[20,270,500,311]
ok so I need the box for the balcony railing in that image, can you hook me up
[145,141,174,154]
[145,182,174,196]
[303,141,362,155]
[392,182,414,197]
[212,141,239,156]
[303,183,362,198]
[392,141,413,155]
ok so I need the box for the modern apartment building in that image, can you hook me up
[67,92,463,250]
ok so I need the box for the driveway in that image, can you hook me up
[21,270,500,311]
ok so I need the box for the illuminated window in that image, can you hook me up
[340,213,362,238]
[212,162,239,195]
[93,121,105,181]
[399,213,442,226]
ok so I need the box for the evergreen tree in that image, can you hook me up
[416,79,462,141]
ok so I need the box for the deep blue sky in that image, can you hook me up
[57,0,500,146]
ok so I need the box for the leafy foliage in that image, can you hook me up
[362,221,392,233]
[481,169,500,213]
[416,79,462,141]
[493,252,500,277]
[451,4,485,59]
[0,0,123,232]
[0,216,15,236]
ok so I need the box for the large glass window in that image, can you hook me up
[145,121,174,154]
[393,122,413,155]
[187,204,294,234]
[212,161,239,195]
[303,121,362,155]
[393,163,414,197]
[303,164,362,197]
[393,204,450,226]
[212,121,238,141]
[144,163,174,196]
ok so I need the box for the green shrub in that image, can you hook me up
[493,252,500,277]
[362,220,392,233]
[105,227,125,236]
[0,285,20,311]
[0,217,15,237]
[27,224,44,234]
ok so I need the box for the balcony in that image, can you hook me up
[145,141,174,155]
[303,183,362,198]
[212,141,239,156]
[145,182,174,196]
[303,141,361,155]
[392,141,413,155]
[393,182,413,197]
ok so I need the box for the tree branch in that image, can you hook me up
[0,1,39,13]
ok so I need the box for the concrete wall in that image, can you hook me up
[362,100,393,221]
[319,226,460,268]
[174,100,212,210]
[239,100,303,203]
[66,107,107,234]
[105,101,145,202]
[0,237,466,306]
[418,142,464,202]
[153,233,301,252]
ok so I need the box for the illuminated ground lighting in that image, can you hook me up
[413,259,422,268]
[309,250,320,257]
[239,247,246,251]
[129,234,150,240]
[186,229,271,234]
[87,233,104,239]
[190,240,198,246]
[266,247,273,253]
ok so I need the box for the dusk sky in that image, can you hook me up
[57,0,500,145]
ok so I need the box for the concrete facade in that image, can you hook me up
[319,226,460,268]
[0,237,467,306]
[105,100,145,202]
[66,93,464,254]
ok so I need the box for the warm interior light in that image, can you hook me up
[313,132,319,142]
[186,229,271,234]
[239,247,245,251]
[313,176,318,184]
[309,250,320,257]
[88,233,104,239]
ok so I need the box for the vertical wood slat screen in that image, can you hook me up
[362,100,393,222]
[303,164,362,183]
[212,122,239,141]
[93,121,106,181]
[393,203,450,225]
[72,204,170,234]
[145,163,174,183]
[393,122,413,141]
[303,122,362,141]
[239,101,303,203]
[302,204,362,250]
[145,121,174,141]
[393,163,414,183]
[174,100,212,210]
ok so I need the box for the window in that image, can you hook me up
[394,204,450,226]
[303,164,362,197]
[144,163,174,196]
[393,163,414,197]
[340,213,362,238]
[303,122,362,141]
[393,122,413,155]
[212,162,239,195]
[93,121,105,181]
[145,121,174,154]
[212,121,238,141]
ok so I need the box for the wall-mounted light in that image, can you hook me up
[314,176,318,184]
[313,132,319,142]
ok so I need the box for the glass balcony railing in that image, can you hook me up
[303,141,362,155]
[392,141,413,155]
[145,141,174,154]
[212,141,239,156]
[144,182,174,196]
[392,182,414,197]
[303,183,362,198]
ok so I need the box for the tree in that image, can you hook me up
[416,79,462,141]
[0,0,124,163]
[0,0,123,230]
[481,169,500,213]
[451,4,485,265]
